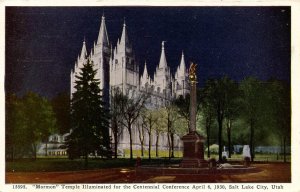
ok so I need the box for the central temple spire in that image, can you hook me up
[158,41,167,69]
[178,51,186,76]
[120,19,128,47]
[97,15,109,46]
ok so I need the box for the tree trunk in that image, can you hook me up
[167,133,171,159]
[155,132,159,157]
[170,133,174,158]
[218,120,222,161]
[227,119,232,158]
[283,136,286,163]
[148,131,151,160]
[217,104,223,161]
[141,141,144,157]
[114,130,118,159]
[33,143,37,160]
[206,117,211,158]
[128,123,133,160]
[138,123,145,157]
[84,153,88,168]
[227,129,231,158]
[45,141,48,156]
[249,119,255,162]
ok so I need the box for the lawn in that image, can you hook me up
[6,158,135,172]
[6,153,290,172]
[122,149,183,158]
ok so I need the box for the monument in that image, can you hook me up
[180,63,207,168]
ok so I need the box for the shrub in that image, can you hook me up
[205,144,219,154]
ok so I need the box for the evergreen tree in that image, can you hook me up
[51,92,71,134]
[68,59,110,166]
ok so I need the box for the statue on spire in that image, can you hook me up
[189,62,197,83]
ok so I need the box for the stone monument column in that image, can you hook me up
[180,62,207,168]
[189,67,197,133]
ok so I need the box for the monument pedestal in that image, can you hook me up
[180,131,207,168]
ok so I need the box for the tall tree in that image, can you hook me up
[223,82,240,158]
[200,88,215,158]
[118,92,148,160]
[141,108,160,159]
[137,116,146,157]
[6,93,19,160]
[240,77,264,161]
[6,92,57,159]
[174,90,202,131]
[110,88,125,158]
[51,92,70,134]
[174,95,190,130]
[203,77,237,161]
[159,104,182,159]
[267,80,291,162]
[68,59,110,167]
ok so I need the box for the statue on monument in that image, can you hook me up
[180,61,207,168]
[189,62,197,83]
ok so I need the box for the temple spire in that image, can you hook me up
[119,19,128,46]
[97,15,109,46]
[178,51,186,76]
[142,61,149,78]
[79,39,87,60]
[158,41,167,69]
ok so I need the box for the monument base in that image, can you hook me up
[180,131,207,168]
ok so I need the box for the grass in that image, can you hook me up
[207,153,291,162]
[122,149,183,158]
[6,157,181,172]
[6,152,290,172]
[6,158,136,172]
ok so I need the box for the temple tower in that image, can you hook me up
[110,21,139,94]
[174,51,190,98]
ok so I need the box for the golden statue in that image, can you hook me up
[189,62,197,82]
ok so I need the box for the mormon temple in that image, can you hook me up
[38,16,190,156]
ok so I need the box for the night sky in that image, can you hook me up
[5,7,291,98]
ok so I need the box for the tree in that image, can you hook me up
[223,81,240,158]
[68,59,110,167]
[141,108,160,159]
[159,104,182,159]
[203,77,237,161]
[174,95,190,130]
[240,77,264,161]
[51,92,70,134]
[6,92,57,160]
[110,88,125,158]
[267,80,291,162]
[200,87,215,158]
[174,90,202,131]
[6,93,19,160]
[118,91,148,160]
[137,116,146,157]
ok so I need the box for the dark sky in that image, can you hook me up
[5,7,291,98]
